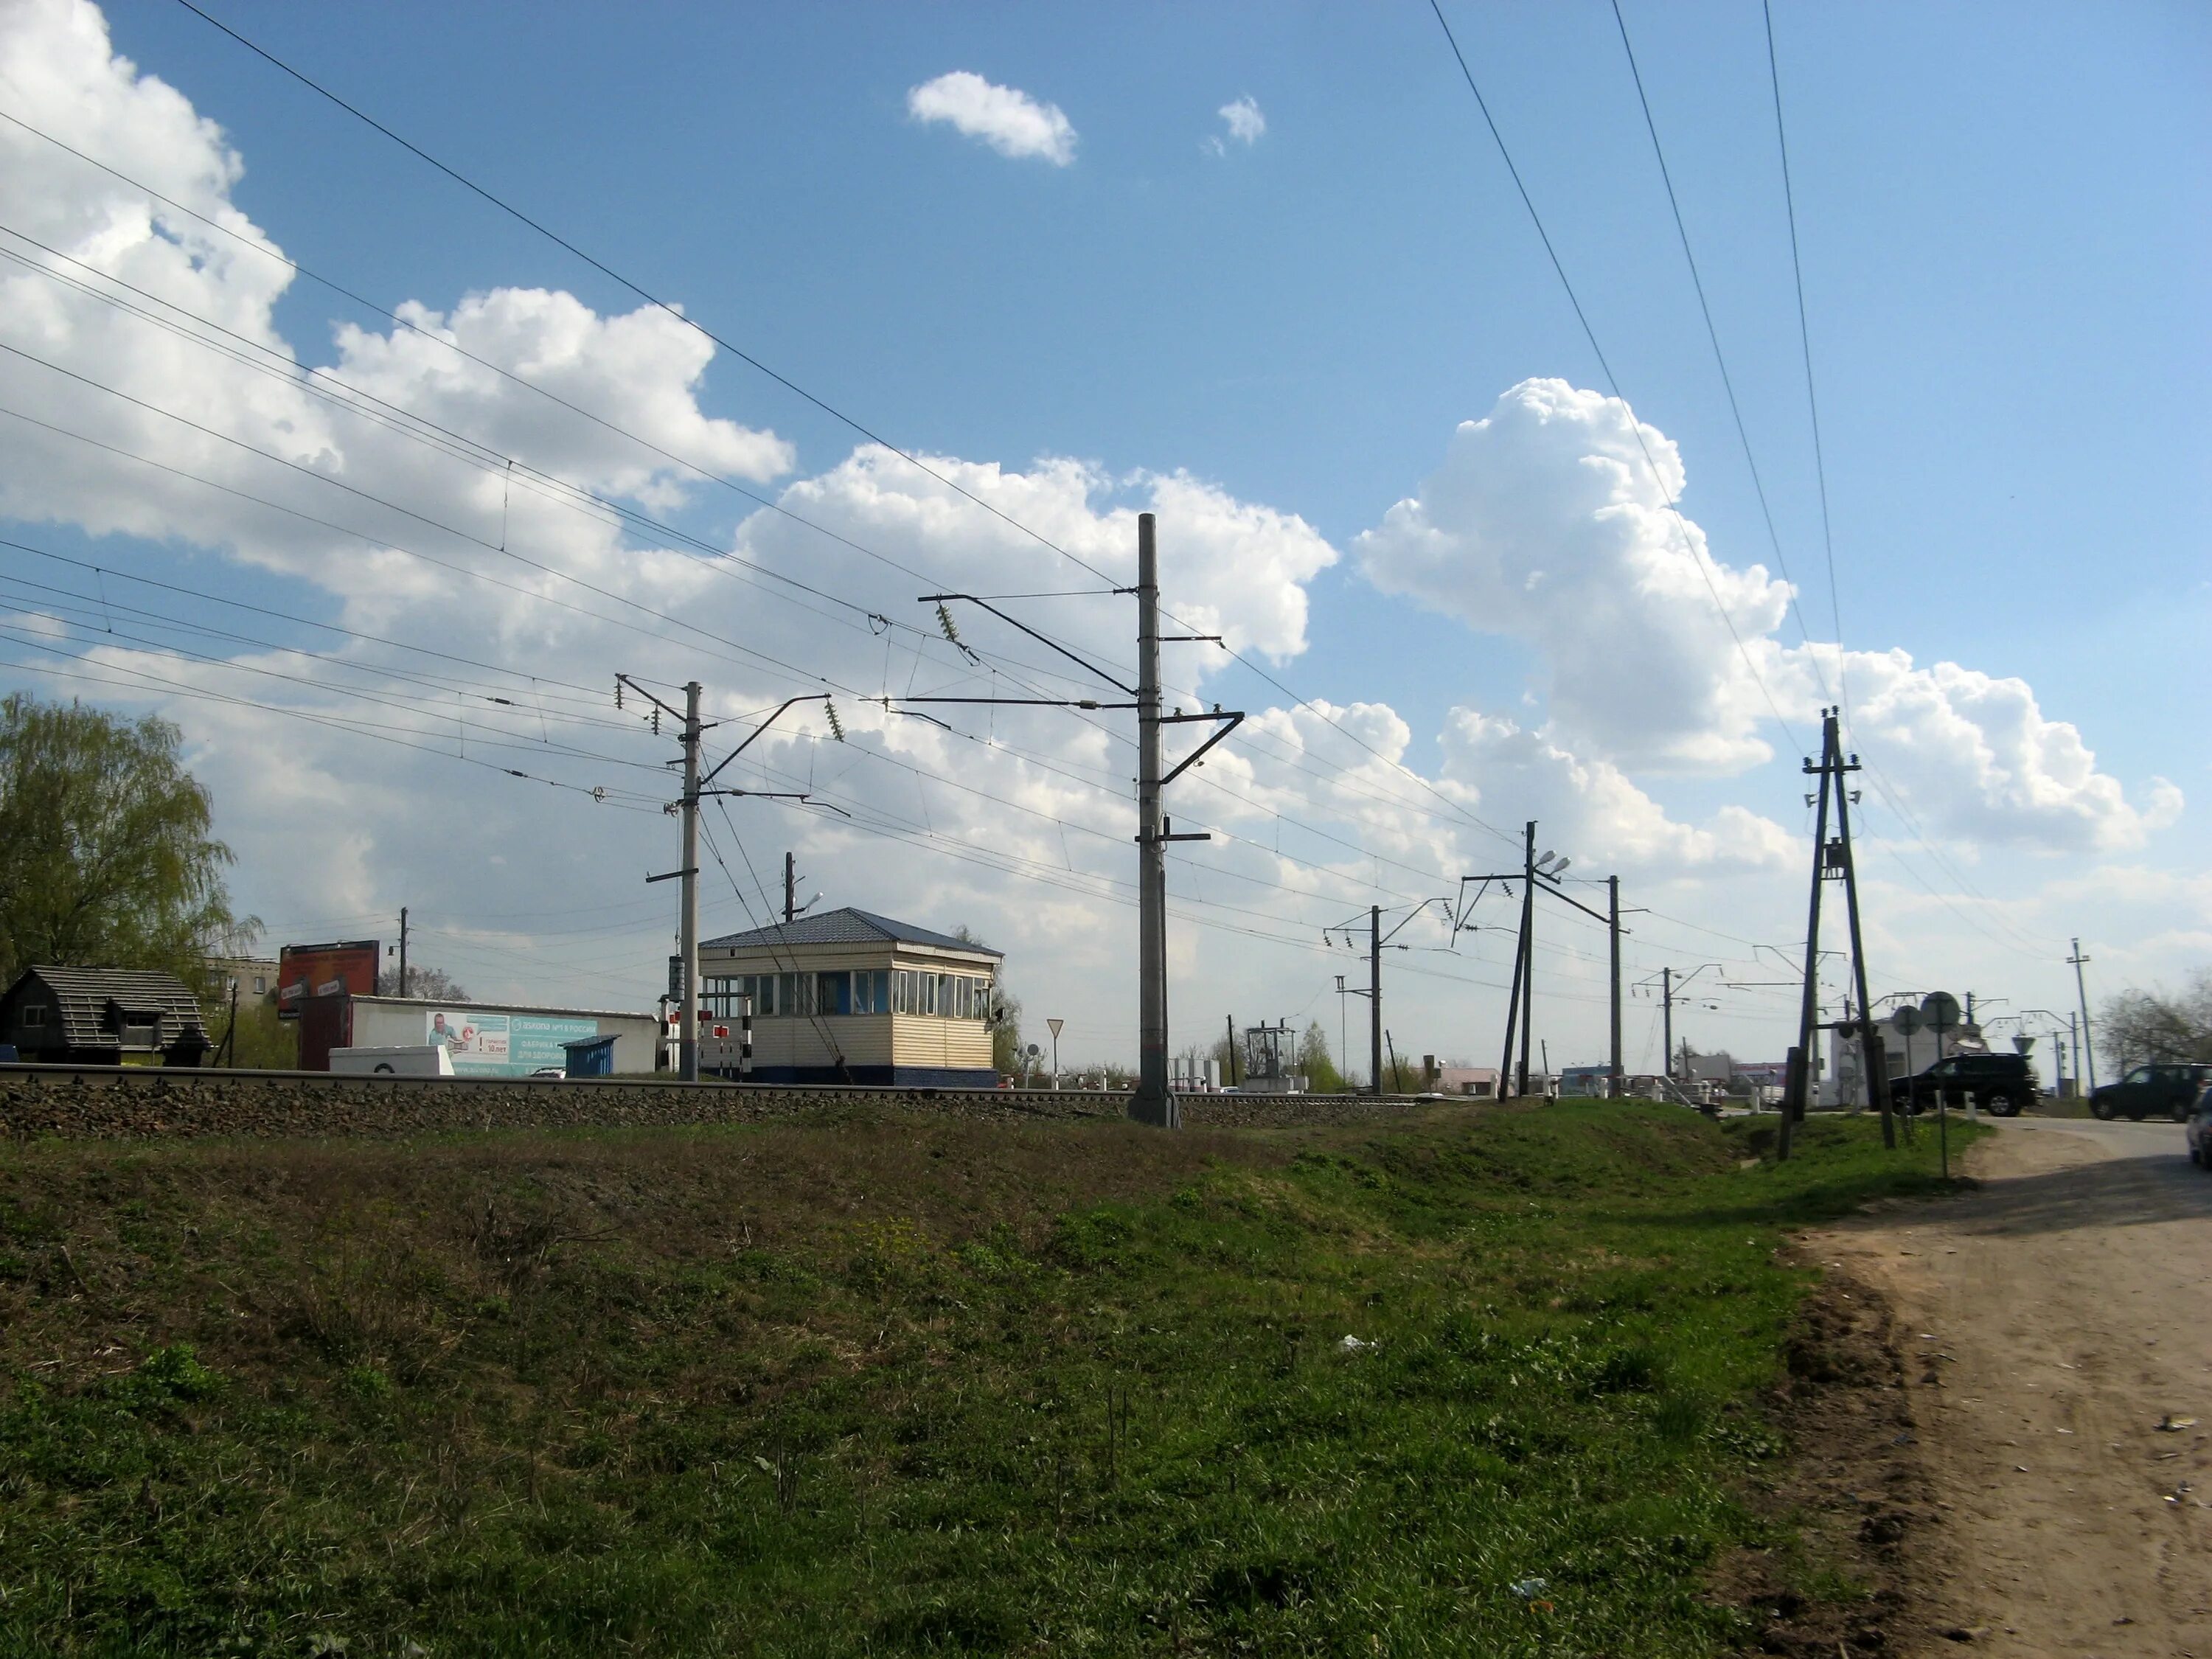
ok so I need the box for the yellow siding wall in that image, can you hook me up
[891,1015,994,1069]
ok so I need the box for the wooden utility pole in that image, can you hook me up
[397,906,409,999]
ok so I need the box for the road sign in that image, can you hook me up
[1921,992,1961,1031]
[1892,1004,1924,1034]
[1046,1018,1065,1039]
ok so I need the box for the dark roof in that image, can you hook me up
[3,965,211,1052]
[702,906,1002,959]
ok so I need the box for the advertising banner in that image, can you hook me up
[277,940,380,1019]
[423,1009,600,1076]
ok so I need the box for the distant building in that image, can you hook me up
[696,907,1002,1087]
[206,955,280,1007]
[1557,1064,1614,1098]
[299,991,659,1077]
[0,966,212,1066]
[1431,1065,1499,1099]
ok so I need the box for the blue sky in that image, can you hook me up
[111,0,2206,758]
[2,0,2206,1071]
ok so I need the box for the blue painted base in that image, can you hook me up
[713,1064,999,1090]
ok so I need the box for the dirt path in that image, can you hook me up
[1805,1117,2212,1656]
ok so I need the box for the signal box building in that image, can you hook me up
[696,908,1002,1088]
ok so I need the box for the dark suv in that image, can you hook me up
[1889,1051,2039,1117]
[2088,1062,2211,1123]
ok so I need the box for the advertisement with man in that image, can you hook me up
[422,1010,598,1075]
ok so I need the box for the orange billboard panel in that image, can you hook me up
[276,939,380,1019]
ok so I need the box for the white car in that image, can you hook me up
[2187,1085,2212,1171]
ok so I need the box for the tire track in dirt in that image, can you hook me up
[1804,1119,2212,1656]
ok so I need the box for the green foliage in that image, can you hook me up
[208,995,297,1069]
[0,693,237,987]
[1297,1020,1345,1093]
[991,987,1023,1079]
[0,1106,1977,1655]
[2099,966,2212,1067]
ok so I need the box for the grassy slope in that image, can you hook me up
[0,1105,1973,1657]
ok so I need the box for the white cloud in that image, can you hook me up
[1358,377,1789,772]
[906,71,1076,166]
[1,0,2188,1077]
[1769,645,2184,855]
[1357,377,2177,855]
[1436,709,1795,875]
[1206,96,1265,154]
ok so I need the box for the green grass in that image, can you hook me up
[0,1104,1976,1657]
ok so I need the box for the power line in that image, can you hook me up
[1606,0,1832,689]
[168,0,1126,591]
[0,100,1529,874]
[1424,0,1803,748]
[28,29,1526,860]
[1761,0,1848,719]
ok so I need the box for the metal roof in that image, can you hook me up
[701,906,1001,958]
[2,965,211,1052]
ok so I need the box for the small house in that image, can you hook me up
[695,908,1003,1086]
[0,965,212,1067]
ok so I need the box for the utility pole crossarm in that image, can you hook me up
[697,694,832,791]
[920,593,1135,694]
[885,697,1139,710]
[1158,709,1244,787]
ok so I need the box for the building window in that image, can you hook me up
[849,970,888,1015]
[21,1005,44,1027]
[253,975,266,995]
[816,972,851,1016]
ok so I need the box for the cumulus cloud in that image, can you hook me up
[906,71,1076,166]
[1436,710,1795,875]
[1206,96,1265,154]
[3,0,2176,1069]
[1770,645,2185,854]
[1359,378,1790,772]
[1357,377,2174,856]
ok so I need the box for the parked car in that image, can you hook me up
[1889,1051,2038,1116]
[2186,1086,2212,1169]
[2088,1062,2211,1122]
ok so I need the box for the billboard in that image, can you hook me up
[422,1009,599,1077]
[277,939,380,1020]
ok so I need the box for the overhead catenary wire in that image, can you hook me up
[0,101,1542,882]
[5,25,1860,1012]
[54,23,1534,860]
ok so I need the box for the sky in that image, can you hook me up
[0,0,2205,1078]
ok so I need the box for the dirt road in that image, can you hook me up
[1807,1116,2212,1655]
